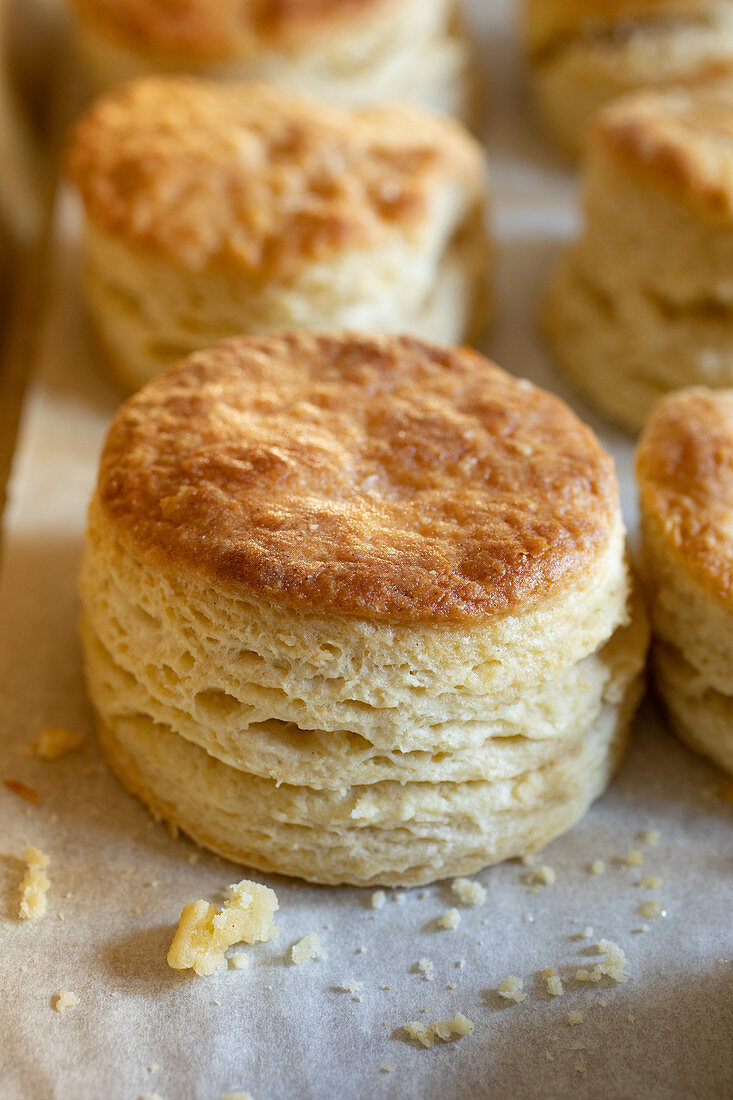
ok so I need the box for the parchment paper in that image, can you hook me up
[1,4,732,1098]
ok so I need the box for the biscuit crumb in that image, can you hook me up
[638,901,665,920]
[221,1093,253,1099]
[575,939,628,984]
[53,991,78,1014]
[625,851,644,867]
[576,926,594,940]
[545,1052,554,1062]
[228,952,248,970]
[522,912,534,923]
[371,890,386,910]
[520,853,536,867]
[437,908,461,930]
[30,727,84,759]
[497,976,525,1003]
[589,860,605,875]
[406,1013,474,1048]
[542,967,564,997]
[4,778,39,803]
[291,933,327,965]
[337,981,363,995]
[19,845,50,919]
[167,879,278,976]
[638,830,660,846]
[639,876,663,889]
[380,1066,394,1074]
[186,851,200,865]
[451,878,487,906]
[575,1065,586,1075]
[417,959,434,981]
[526,865,555,886]
[141,1094,164,1100]
[568,1011,583,1026]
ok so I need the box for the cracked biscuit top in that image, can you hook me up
[66,77,485,276]
[592,78,733,219]
[96,332,619,622]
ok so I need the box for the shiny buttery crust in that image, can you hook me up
[66,77,486,278]
[96,332,619,622]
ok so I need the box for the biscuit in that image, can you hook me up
[66,78,491,392]
[637,386,733,773]
[70,0,474,119]
[79,332,648,886]
[542,78,733,432]
[523,0,733,155]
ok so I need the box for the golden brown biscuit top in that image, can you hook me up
[592,79,733,220]
[96,333,619,623]
[66,78,484,276]
[638,387,733,609]
[72,0,403,61]
[525,0,712,56]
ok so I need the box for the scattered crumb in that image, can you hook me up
[455,960,464,969]
[545,1052,555,1063]
[406,1013,474,1048]
[576,926,594,940]
[167,879,279,976]
[638,901,666,920]
[627,1013,635,1024]
[525,866,555,887]
[417,959,434,981]
[632,925,650,934]
[222,1094,253,1100]
[575,939,628,984]
[541,967,564,997]
[122,869,133,876]
[638,830,660,846]
[371,891,386,910]
[291,933,327,966]
[228,952,248,970]
[30,727,84,759]
[19,845,50,920]
[451,878,487,907]
[522,913,534,923]
[141,1094,164,1100]
[437,909,461,931]
[4,779,39,803]
[147,1066,159,1073]
[132,908,141,915]
[380,1067,394,1074]
[380,985,392,990]
[447,983,457,990]
[520,853,536,867]
[549,1035,559,1043]
[639,876,663,890]
[497,976,525,1004]
[589,860,605,875]
[569,1041,586,1051]
[625,851,644,867]
[568,1011,583,1026]
[575,1065,587,1075]
[337,981,363,995]
[186,851,201,865]
[53,991,78,1014]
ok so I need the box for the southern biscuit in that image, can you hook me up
[542,78,733,432]
[79,332,648,885]
[523,0,733,155]
[67,78,491,392]
[637,386,733,773]
[69,0,474,119]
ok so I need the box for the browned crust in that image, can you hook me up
[525,0,713,56]
[591,77,733,221]
[71,0,406,61]
[66,77,486,277]
[637,387,733,608]
[95,332,619,623]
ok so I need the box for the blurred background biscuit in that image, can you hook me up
[79,332,648,885]
[66,77,491,392]
[637,386,733,774]
[69,0,475,119]
[523,0,733,155]
[541,78,733,432]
